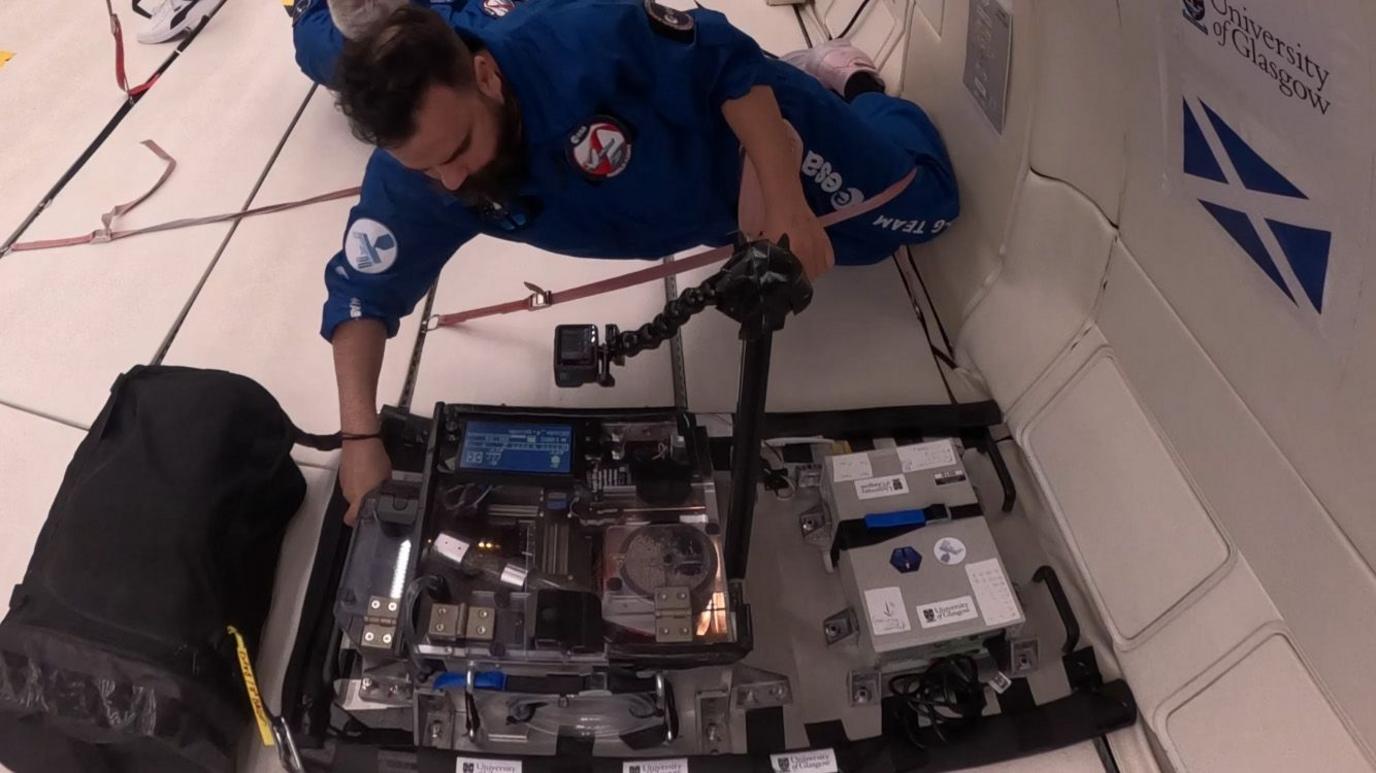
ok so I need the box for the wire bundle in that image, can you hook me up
[888,655,987,747]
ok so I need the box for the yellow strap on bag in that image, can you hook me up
[227,625,276,747]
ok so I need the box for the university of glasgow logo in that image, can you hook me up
[1183,98,1331,312]
[1182,0,1207,32]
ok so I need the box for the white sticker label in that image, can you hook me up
[916,595,980,629]
[830,452,873,482]
[770,749,839,773]
[456,758,522,773]
[678,513,708,524]
[854,474,908,500]
[623,759,689,773]
[863,586,912,636]
[933,537,967,566]
[344,218,399,274]
[897,440,958,472]
[966,558,1021,627]
[989,671,1013,694]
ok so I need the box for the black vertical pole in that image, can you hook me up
[726,331,773,581]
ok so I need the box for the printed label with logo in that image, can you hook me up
[770,749,839,773]
[916,595,979,629]
[854,474,908,500]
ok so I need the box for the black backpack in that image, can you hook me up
[0,366,322,772]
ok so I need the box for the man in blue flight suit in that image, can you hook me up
[295,0,959,523]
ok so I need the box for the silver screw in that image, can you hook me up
[430,721,444,740]
[436,623,446,632]
[854,688,871,704]
[706,723,721,743]
[362,678,374,690]
[479,609,490,619]
[661,627,670,635]
[743,689,756,705]
[477,626,488,635]
[387,601,399,613]
[680,627,689,635]
[677,591,686,600]
[370,599,381,610]
[825,624,839,638]
[364,631,376,643]
[771,686,785,699]
[383,633,393,644]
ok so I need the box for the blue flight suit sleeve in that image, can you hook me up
[509,0,774,125]
[291,0,345,85]
[292,0,500,87]
[321,151,477,340]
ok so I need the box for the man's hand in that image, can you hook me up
[340,438,392,526]
[760,193,835,280]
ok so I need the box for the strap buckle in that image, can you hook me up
[424,315,442,333]
[523,282,553,309]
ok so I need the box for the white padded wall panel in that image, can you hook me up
[1098,241,1376,749]
[239,464,336,773]
[164,90,419,469]
[0,3,172,242]
[0,406,84,608]
[1113,557,1279,724]
[1026,0,1125,222]
[412,243,675,411]
[1116,1,1376,590]
[899,0,1036,335]
[0,0,312,428]
[957,174,1112,409]
[1022,351,1229,644]
[1161,631,1371,772]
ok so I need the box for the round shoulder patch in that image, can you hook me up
[567,116,634,180]
[481,0,515,17]
[643,0,695,40]
[344,218,398,274]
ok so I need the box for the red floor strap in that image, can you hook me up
[107,0,159,99]
[3,141,360,255]
[427,166,919,329]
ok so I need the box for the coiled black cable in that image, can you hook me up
[888,655,987,747]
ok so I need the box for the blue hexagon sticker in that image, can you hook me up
[890,546,922,573]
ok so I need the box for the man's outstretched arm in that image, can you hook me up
[723,85,834,279]
[332,318,391,525]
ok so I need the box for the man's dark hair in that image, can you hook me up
[335,5,476,148]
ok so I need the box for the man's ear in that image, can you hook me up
[473,52,503,102]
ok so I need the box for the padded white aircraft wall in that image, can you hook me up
[900,0,1376,770]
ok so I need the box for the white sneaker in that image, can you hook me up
[136,0,221,45]
[781,40,884,98]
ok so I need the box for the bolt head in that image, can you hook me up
[362,678,374,689]
[382,633,393,644]
[479,609,490,619]
[477,625,488,635]
[364,631,376,642]
[771,686,785,698]
[370,599,381,610]
[387,601,398,613]
[436,623,446,632]
[854,688,871,704]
